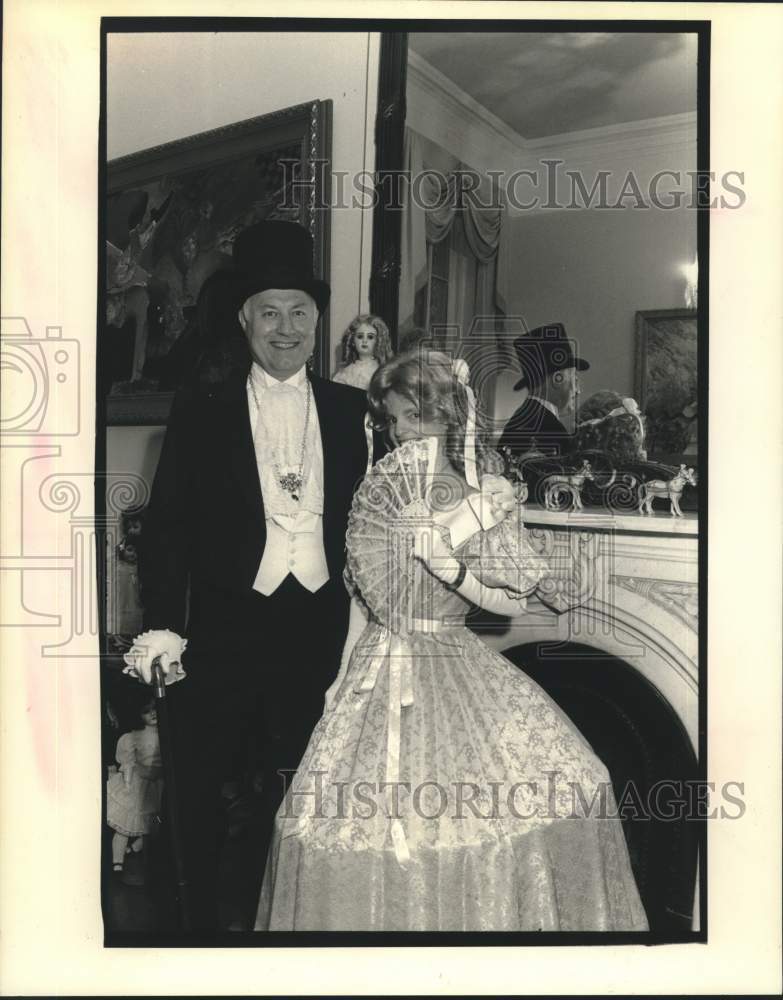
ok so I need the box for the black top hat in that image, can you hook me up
[512,323,590,391]
[230,219,331,315]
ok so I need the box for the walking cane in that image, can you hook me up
[152,659,192,932]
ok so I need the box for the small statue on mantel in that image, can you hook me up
[499,445,529,505]
[543,460,595,512]
[638,464,697,517]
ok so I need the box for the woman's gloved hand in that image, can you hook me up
[412,522,528,617]
[412,523,461,584]
[432,474,518,551]
[478,473,516,520]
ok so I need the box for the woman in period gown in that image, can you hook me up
[256,351,648,932]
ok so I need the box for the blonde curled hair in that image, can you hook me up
[368,348,502,478]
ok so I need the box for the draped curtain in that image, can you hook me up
[399,129,508,338]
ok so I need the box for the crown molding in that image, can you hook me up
[527,112,698,163]
[407,50,528,152]
[406,50,530,175]
[406,51,696,175]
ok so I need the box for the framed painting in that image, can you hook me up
[102,100,332,425]
[635,308,698,461]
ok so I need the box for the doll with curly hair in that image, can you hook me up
[575,390,647,464]
[106,696,162,872]
[333,314,393,390]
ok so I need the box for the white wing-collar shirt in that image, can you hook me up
[247,362,329,595]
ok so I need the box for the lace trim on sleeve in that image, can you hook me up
[459,511,549,595]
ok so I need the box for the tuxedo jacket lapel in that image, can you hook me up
[310,373,340,527]
[215,372,361,581]
[220,376,266,523]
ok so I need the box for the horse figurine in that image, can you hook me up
[500,446,530,505]
[638,464,696,516]
[543,461,594,512]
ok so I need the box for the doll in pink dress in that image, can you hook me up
[332,314,393,390]
[106,698,163,871]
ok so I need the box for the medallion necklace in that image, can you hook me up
[249,373,312,502]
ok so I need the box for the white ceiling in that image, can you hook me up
[408,32,698,139]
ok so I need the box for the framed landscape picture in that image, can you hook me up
[102,99,332,425]
[635,308,698,461]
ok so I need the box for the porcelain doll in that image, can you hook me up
[332,314,393,390]
[106,698,163,872]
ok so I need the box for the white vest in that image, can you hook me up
[247,364,329,595]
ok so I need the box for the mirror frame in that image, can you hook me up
[369,32,408,350]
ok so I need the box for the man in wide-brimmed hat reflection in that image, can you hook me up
[498,323,590,460]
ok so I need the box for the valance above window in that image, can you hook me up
[399,128,510,336]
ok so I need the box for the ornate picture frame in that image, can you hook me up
[103,100,332,426]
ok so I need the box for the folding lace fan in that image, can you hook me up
[345,437,444,632]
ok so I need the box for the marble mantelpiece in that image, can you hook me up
[484,504,699,753]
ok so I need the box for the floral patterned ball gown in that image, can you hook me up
[256,438,648,931]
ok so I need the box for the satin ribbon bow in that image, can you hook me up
[577,396,645,443]
[354,619,449,865]
[451,359,479,490]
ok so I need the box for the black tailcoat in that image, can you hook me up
[139,369,380,930]
[498,396,575,460]
[141,371,375,636]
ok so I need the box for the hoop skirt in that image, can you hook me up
[255,441,648,931]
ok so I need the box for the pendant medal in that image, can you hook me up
[279,472,302,502]
[248,373,312,507]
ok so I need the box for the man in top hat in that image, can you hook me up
[126,220,381,932]
[498,323,590,461]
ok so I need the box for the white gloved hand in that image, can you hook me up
[412,523,461,584]
[412,522,526,614]
[453,568,528,617]
[122,629,188,686]
[433,476,516,551]
[479,473,516,519]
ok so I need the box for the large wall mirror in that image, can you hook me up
[372,30,701,471]
[370,30,703,935]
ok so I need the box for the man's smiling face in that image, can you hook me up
[238,288,318,380]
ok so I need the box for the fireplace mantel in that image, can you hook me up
[485,504,699,753]
[522,504,698,540]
